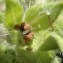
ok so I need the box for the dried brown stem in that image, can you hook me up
[48,15,54,31]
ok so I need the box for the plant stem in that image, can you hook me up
[48,15,54,31]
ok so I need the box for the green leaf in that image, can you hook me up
[25,2,62,32]
[39,36,59,51]
[38,32,63,51]
[37,51,52,63]
[0,47,53,63]
[16,49,52,63]
[48,2,63,23]
[54,9,63,27]
[6,31,24,45]
[5,0,24,30]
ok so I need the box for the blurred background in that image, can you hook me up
[0,0,63,63]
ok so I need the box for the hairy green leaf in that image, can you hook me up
[25,2,62,32]
[39,36,59,51]
[38,32,63,51]
[0,47,53,63]
[5,0,24,30]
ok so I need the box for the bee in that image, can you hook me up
[14,22,34,43]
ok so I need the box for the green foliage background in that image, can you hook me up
[0,0,63,63]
